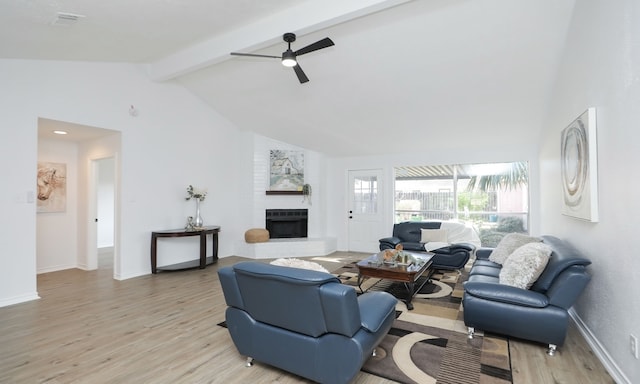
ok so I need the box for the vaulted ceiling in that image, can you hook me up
[2,0,576,157]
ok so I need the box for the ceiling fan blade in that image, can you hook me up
[294,37,334,56]
[293,64,309,84]
[230,52,280,59]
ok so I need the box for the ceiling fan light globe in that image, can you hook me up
[281,50,297,67]
[282,58,297,67]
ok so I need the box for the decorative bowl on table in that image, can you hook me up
[377,249,422,266]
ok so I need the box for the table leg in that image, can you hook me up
[357,273,365,294]
[405,281,415,310]
[212,233,219,261]
[151,234,158,274]
[199,232,207,269]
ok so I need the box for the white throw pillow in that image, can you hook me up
[488,233,542,265]
[499,242,552,289]
[420,228,448,243]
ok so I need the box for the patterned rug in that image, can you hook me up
[332,262,513,384]
[361,318,511,384]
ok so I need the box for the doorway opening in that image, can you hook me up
[36,118,121,278]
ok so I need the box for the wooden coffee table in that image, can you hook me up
[356,251,434,310]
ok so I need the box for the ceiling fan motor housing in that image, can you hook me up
[283,33,296,43]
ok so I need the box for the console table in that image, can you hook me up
[150,226,220,274]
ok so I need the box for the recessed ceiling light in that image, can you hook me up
[53,130,68,135]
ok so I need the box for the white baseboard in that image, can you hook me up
[37,264,77,274]
[0,292,40,308]
[569,308,631,384]
[98,246,114,254]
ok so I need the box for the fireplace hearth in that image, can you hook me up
[266,209,308,239]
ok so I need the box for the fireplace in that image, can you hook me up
[265,209,308,239]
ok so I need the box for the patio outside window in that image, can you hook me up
[394,162,529,247]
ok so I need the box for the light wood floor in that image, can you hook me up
[0,253,613,384]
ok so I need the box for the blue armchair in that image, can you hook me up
[218,262,397,384]
[462,235,591,355]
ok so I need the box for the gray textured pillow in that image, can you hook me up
[499,242,552,289]
[488,233,542,265]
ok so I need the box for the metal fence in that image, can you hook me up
[394,190,528,230]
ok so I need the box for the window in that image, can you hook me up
[352,175,378,214]
[394,162,529,247]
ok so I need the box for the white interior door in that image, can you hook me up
[348,169,384,252]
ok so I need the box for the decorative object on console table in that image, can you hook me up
[194,199,203,227]
[561,108,598,222]
[185,216,195,231]
[185,185,207,228]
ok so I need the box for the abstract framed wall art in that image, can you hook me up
[560,108,598,222]
[37,162,67,213]
[269,150,304,191]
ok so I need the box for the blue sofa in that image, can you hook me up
[462,235,591,355]
[218,262,397,384]
[379,221,477,270]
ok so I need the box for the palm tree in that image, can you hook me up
[465,161,528,192]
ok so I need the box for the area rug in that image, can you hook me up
[362,319,512,384]
[332,262,513,383]
[217,316,511,384]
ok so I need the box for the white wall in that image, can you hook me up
[36,139,79,273]
[539,1,640,382]
[0,59,246,306]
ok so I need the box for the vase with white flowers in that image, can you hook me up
[185,185,207,228]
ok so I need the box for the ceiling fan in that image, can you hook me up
[230,33,334,84]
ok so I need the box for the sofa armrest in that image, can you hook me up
[475,248,494,260]
[449,242,475,252]
[357,292,397,333]
[464,281,549,308]
[433,242,475,254]
[379,237,401,250]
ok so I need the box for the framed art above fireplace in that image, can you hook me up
[269,150,304,191]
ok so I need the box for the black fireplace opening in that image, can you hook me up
[266,209,308,239]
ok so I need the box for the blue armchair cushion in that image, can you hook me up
[464,281,549,308]
[358,292,396,333]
